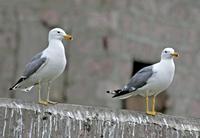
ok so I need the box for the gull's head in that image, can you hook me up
[161,48,179,60]
[48,28,73,42]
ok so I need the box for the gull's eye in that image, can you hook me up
[164,51,168,53]
[57,31,60,34]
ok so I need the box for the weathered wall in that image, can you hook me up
[0,0,200,117]
[0,98,199,138]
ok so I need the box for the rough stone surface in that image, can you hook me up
[0,0,200,117]
[0,98,199,138]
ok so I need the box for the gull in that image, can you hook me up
[9,28,73,105]
[107,48,179,115]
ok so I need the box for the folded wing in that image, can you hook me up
[112,66,154,98]
[9,52,47,90]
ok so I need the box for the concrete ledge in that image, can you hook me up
[0,98,199,137]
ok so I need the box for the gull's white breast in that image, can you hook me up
[138,59,175,96]
[149,60,175,95]
[32,40,67,82]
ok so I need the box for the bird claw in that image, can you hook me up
[146,111,157,116]
[47,100,58,105]
[38,100,48,106]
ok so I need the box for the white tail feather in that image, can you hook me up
[19,86,34,92]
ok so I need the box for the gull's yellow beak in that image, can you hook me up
[64,34,73,41]
[170,52,179,57]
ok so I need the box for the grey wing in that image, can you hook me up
[22,56,47,78]
[9,52,47,90]
[125,66,154,91]
[22,52,47,78]
[112,66,154,98]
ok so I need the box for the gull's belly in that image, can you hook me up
[147,80,170,96]
[138,70,174,96]
[138,82,168,97]
[32,56,66,82]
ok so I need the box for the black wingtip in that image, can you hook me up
[112,92,122,98]
[112,95,117,98]
[8,77,26,91]
[114,89,122,93]
[107,89,123,98]
[112,89,130,98]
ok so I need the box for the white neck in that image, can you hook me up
[159,58,175,71]
[49,39,62,43]
[160,58,174,63]
[48,39,63,48]
[46,39,65,56]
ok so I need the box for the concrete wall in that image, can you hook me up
[0,0,200,117]
[0,98,199,138]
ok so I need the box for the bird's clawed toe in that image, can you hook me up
[47,100,58,105]
[38,100,48,106]
[38,100,57,105]
[146,111,157,116]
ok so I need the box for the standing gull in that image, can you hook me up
[107,48,179,115]
[9,28,73,105]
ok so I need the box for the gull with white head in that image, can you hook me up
[9,28,73,105]
[107,48,179,116]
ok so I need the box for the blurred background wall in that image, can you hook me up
[0,0,200,117]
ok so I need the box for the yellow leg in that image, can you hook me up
[152,96,156,113]
[145,96,149,113]
[38,82,48,106]
[46,82,57,105]
[146,96,157,116]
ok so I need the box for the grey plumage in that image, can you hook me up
[23,53,47,78]
[125,66,153,90]
[9,28,73,105]
[111,66,154,98]
[107,47,178,115]
[9,52,47,90]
